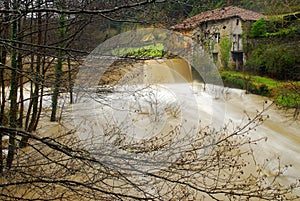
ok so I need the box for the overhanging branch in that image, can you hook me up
[0,0,164,15]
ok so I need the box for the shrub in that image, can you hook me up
[246,43,300,80]
[221,71,274,97]
[219,37,232,68]
[275,82,300,108]
[250,18,267,37]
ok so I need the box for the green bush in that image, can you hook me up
[221,71,274,97]
[221,74,244,89]
[275,82,300,108]
[247,83,272,96]
[221,71,300,112]
[246,43,300,80]
[250,18,267,37]
[276,93,300,108]
[265,14,300,38]
[219,37,232,68]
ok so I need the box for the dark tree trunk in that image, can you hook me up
[20,0,42,147]
[18,17,24,128]
[51,9,66,122]
[6,0,19,169]
[0,0,9,174]
[68,56,73,104]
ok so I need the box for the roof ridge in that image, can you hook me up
[171,6,265,30]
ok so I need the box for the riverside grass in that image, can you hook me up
[220,70,300,108]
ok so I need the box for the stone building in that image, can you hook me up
[172,6,265,69]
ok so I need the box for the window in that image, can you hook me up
[238,34,242,41]
[215,33,220,43]
[204,32,209,39]
[237,34,242,50]
[236,19,239,25]
[232,52,243,69]
[232,34,236,42]
[213,53,218,63]
[232,34,237,51]
[196,34,200,42]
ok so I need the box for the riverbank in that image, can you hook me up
[220,70,300,117]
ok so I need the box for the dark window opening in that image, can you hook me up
[232,52,243,70]
[236,19,239,25]
[223,26,226,29]
[232,34,236,42]
[204,32,209,39]
[213,53,218,63]
[196,34,200,42]
[232,34,237,51]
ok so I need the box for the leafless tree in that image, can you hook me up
[0,104,299,200]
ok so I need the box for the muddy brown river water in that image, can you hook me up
[72,58,300,199]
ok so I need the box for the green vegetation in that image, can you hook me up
[221,70,300,110]
[266,26,298,37]
[275,82,300,109]
[219,37,232,68]
[221,70,276,97]
[249,12,300,39]
[112,44,165,58]
[250,18,267,37]
[246,43,300,80]
[276,93,300,108]
[245,11,300,81]
[266,12,300,37]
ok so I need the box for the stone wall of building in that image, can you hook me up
[189,17,246,68]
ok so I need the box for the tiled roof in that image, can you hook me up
[172,6,265,30]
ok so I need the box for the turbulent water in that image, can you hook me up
[72,83,299,185]
[70,58,300,195]
[8,57,292,199]
[212,85,300,184]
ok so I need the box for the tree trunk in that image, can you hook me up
[0,0,11,173]
[34,3,50,131]
[18,17,24,128]
[24,1,35,132]
[6,0,19,169]
[68,56,73,104]
[51,10,66,122]
[20,0,42,147]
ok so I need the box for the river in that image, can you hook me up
[71,58,300,199]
